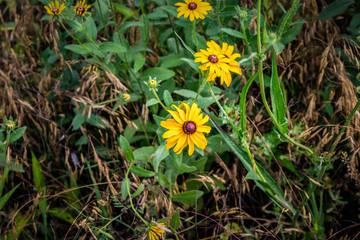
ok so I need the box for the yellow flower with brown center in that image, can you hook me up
[161,103,211,156]
[44,1,66,16]
[175,0,212,22]
[74,0,91,16]
[148,223,166,240]
[194,41,241,87]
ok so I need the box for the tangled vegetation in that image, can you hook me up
[0,0,359,239]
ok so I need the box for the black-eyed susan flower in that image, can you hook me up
[161,103,211,156]
[194,40,241,87]
[148,223,166,240]
[175,0,212,22]
[44,1,66,16]
[74,0,91,16]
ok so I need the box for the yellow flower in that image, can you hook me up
[148,223,166,240]
[219,42,242,86]
[44,1,66,16]
[194,41,241,87]
[74,0,91,16]
[161,103,211,156]
[175,0,212,22]
[123,93,131,102]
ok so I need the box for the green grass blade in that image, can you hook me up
[0,183,20,210]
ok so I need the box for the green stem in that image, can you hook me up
[58,20,100,61]
[256,0,320,163]
[92,97,122,107]
[125,162,149,227]
[216,0,222,29]
[195,74,207,100]
[151,89,167,110]
[95,0,108,37]
[81,18,106,57]
[192,20,198,51]
[208,83,266,182]
[0,131,11,196]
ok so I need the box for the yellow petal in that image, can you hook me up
[188,136,195,155]
[167,110,184,124]
[191,132,207,149]
[173,133,188,153]
[197,125,211,133]
[162,128,182,138]
[166,137,178,149]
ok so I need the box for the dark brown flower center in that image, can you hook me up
[188,2,197,10]
[52,8,59,14]
[208,54,218,63]
[183,121,196,134]
[77,7,85,13]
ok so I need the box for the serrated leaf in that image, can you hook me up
[32,152,45,192]
[119,135,134,162]
[163,90,173,107]
[130,166,155,177]
[9,127,26,143]
[152,144,169,172]
[172,190,203,204]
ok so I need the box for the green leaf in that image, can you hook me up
[134,146,155,162]
[121,177,130,200]
[174,31,195,56]
[280,22,304,45]
[87,115,109,129]
[270,50,288,134]
[99,42,127,54]
[119,135,134,162]
[131,183,144,197]
[244,170,262,181]
[72,111,86,131]
[180,58,199,71]
[9,127,26,143]
[47,208,74,224]
[141,67,175,82]
[65,43,104,57]
[152,144,169,172]
[83,17,97,40]
[170,209,180,229]
[130,166,155,177]
[220,28,244,39]
[163,90,173,107]
[174,89,197,98]
[172,190,204,204]
[277,0,300,35]
[273,42,285,55]
[146,98,159,107]
[205,111,296,215]
[0,183,20,210]
[32,152,45,192]
[178,163,197,173]
[318,0,354,20]
[134,54,146,72]
[160,55,186,68]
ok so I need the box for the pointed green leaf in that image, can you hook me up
[152,144,169,172]
[270,50,288,134]
[119,135,134,162]
[172,190,203,204]
[0,183,20,210]
[130,166,155,177]
[9,127,26,143]
[32,152,45,192]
